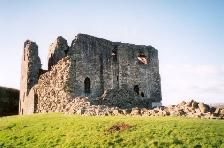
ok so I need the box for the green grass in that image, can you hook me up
[0,113,224,147]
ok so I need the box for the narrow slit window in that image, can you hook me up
[112,46,118,62]
[34,93,38,112]
[84,77,91,94]
[134,85,139,95]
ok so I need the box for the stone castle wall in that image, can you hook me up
[67,34,161,102]
[20,33,162,114]
[20,40,41,114]
[48,37,69,70]
[68,34,115,98]
[33,57,72,113]
[116,43,161,101]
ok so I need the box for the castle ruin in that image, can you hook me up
[19,34,162,115]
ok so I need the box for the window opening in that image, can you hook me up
[137,53,147,64]
[134,85,139,95]
[84,77,91,94]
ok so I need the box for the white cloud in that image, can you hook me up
[160,64,224,105]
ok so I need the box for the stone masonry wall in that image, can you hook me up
[34,57,72,113]
[48,36,69,70]
[20,40,41,114]
[20,33,162,114]
[68,34,115,99]
[117,43,161,102]
[68,34,162,105]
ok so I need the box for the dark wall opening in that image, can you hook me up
[141,92,144,97]
[84,77,91,95]
[112,46,118,62]
[34,93,38,113]
[134,85,139,95]
[137,53,148,64]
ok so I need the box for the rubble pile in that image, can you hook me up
[59,98,224,119]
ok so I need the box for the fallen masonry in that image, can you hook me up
[18,33,224,119]
[63,97,223,119]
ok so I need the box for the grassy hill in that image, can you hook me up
[0,113,223,147]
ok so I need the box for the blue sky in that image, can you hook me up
[0,0,223,105]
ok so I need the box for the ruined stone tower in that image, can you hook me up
[20,34,162,115]
[19,40,41,114]
[48,36,69,70]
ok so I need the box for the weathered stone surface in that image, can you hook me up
[112,109,123,116]
[23,97,224,119]
[76,108,85,115]
[130,108,141,116]
[20,40,41,114]
[18,34,224,120]
[99,87,151,108]
[68,34,162,102]
[19,34,162,114]
[213,108,220,116]
[198,102,210,113]
[186,100,194,107]
[48,36,68,70]
[220,109,224,115]
[209,107,216,113]
[192,101,198,109]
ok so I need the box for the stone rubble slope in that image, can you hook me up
[56,97,224,119]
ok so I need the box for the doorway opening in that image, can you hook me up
[34,93,38,113]
[84,77,91,94]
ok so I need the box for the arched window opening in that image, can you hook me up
[137,53,148,64]
[84,77,91,94]
[34,93,38,112]
[134,85,139,95]
[141,92,144,97]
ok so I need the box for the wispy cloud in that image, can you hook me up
[160,64,224,105]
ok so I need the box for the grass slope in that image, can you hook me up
[0,113,224,147]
